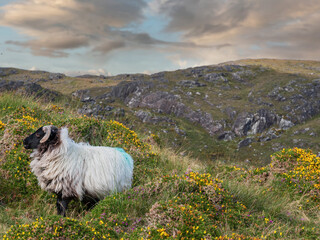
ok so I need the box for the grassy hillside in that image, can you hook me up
[0,92,319,239]
[1,59,320,165]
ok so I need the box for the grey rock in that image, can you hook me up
[221,65,243,72]
[268,86,287,101]
[110,81,140,100]
[72,89,90,99]
[224,107,237,120]
[231,70,255,82]
[81,96,94,103]
[133,91,224,135]
[150,72,169,83]
[258,128,279,142]
[233,109,279,136]
[104,106,114,111]
[78,107,93,116]
[108,80,155,106]
[135,110,173,124]
[279,118,294,130]
[135,110,152,123]
[49,73,65,80]
[137,91,186,116]
[188,66,209,78]
[0,80,61,101]
[204,72,228,83]
[218,131,235,141]
[178,80,206,88]
[238,138,253,148]
[114,108,125,117]
[0,68,18,77]
[174,126,186,136]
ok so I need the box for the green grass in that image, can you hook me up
[1,90,320,239]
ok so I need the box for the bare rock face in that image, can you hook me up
[109,80,154,101]
[233,109,280,137]
[218,131,235,141]
[135,110,173,124]
[0,80,61,101]
[279,118,294,130]
[204,73,228,83]
[128,91,224,136]
[178,80,206,88]
[137,92,186,116]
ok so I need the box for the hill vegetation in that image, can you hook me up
[1,59,320,165]
[0,92,319,239]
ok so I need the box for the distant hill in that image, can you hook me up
[1,58,320,164]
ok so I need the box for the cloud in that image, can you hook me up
[0,0,232,59]
[1,0,320,71]
[150,0,320,61]
[0,0,147,56]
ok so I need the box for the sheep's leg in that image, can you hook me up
[56,193,72,217]
[82,195,100,210]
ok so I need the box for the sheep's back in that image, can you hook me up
[81,145,134,199]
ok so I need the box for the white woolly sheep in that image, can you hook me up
[23,125,134,216]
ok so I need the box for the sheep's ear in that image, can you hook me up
[40,125,52,143]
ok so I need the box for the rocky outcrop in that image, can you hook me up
[135,110,173,124]
[204,73,228,83]
[0,68,18,77]
[0,80,61,101]
[129,91,225,135]
[268,79,320,122]
[109,80,154,101]
[178,80,206,88]
[232,109,280,137]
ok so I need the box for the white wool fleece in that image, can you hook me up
[30,127,134,200]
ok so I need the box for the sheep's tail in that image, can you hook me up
[115,148,134,169]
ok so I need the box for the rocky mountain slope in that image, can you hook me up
[1,59,320,164]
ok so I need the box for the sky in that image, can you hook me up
[0,0,320,76]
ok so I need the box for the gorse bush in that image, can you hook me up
[4,216,105,240]
[271,148,320,202]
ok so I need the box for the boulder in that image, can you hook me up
[238,138,253,148]
[233,109,279,136]
[178,80,206,88]
[204,72,228,83]
[279,118,294,130]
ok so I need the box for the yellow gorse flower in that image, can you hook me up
[0,120,5,129]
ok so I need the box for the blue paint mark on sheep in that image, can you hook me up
[116,148,134,168]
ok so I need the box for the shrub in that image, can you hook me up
[4,216,113,240]
[271,148,320,201]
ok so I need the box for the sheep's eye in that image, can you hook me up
[36,133,41,138]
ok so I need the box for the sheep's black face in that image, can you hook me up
[23,126,58,149]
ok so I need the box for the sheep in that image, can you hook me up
[23,125,134,216]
